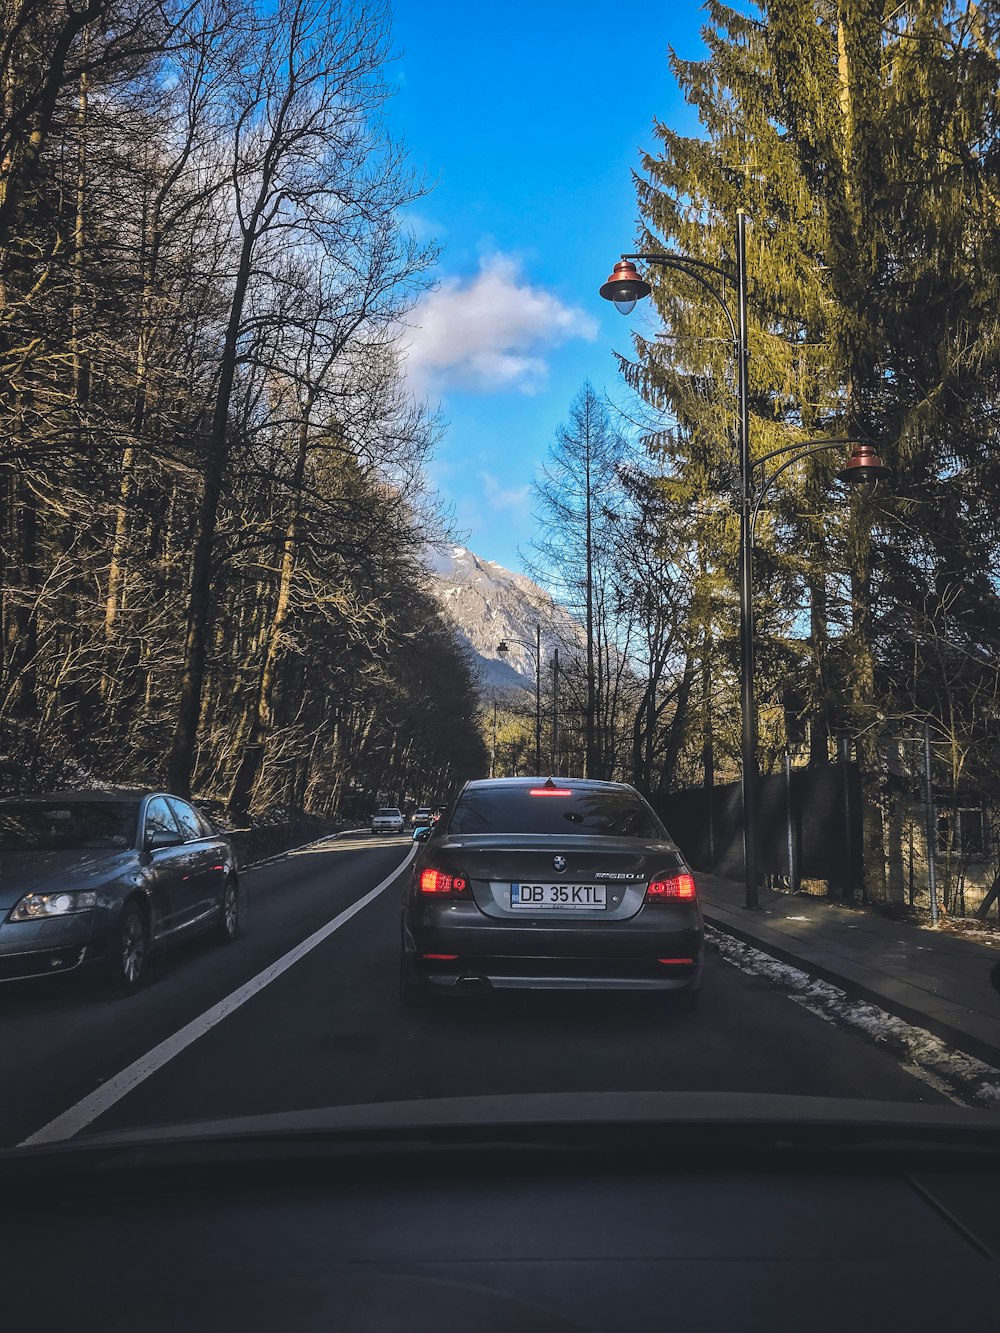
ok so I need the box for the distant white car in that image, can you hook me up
[371,807,405,835]
[410,806,433,829]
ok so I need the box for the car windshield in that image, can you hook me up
[0,802,139,851]
[3,0,1000,1219]
[447,787,666,839]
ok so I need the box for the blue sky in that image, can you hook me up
[388,0,711,577]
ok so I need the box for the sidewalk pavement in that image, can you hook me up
[697,872,1000,1069]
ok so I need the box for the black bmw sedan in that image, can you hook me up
[401,777,702,1006]
[0,790,241,994]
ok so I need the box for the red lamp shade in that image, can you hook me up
[598,259,651,314]
[836,443,890,486]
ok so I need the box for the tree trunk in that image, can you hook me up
[71,52,89,415]
[848,499,887,902]
[228,411,311,814]
[835,0,887,901]
[584,422,597,778]
[807,569,830,765]
[166,207,260,794]
[2,471,38,719]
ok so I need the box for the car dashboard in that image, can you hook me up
[4,1096,1000,1332]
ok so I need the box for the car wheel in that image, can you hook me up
[213,876,241,944]
[108,901,149,996]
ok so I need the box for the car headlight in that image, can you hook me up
[10,890,98,921]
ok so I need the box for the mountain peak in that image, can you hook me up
[424,546,582,691]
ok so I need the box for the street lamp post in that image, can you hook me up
[497,625,543,775]
[552,646,560,774]
[600,216,887,909]
[489,691,498,779]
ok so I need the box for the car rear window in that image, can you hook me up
[446,787,667,839]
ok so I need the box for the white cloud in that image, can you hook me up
[403,254,597,396]
[480,471,531,515]
[405,210,444,242]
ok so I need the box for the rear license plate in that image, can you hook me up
[510,883,606,910]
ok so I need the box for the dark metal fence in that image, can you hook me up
[653,761,863,896]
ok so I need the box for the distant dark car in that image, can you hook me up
[401,777,702,1006]
[0,791,241,994]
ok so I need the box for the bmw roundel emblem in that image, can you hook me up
[552,855,566,872]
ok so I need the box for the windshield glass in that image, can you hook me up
[0,802,139,851]
[2,0,999,1192]
[448,787,666,839]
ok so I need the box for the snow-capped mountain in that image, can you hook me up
[425,545,583,693]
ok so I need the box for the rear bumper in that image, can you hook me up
[405,953,701,993]
[403,899,703,993]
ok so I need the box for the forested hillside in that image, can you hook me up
[0,0,488,815]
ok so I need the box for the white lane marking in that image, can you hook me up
[20,845,416,1147]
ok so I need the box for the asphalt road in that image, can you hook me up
[0,835,947,1150]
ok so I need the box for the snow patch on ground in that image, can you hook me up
[707,926,1000,1111]
[923,919,1000,947]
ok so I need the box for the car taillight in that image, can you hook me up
[645,872,697,902]
[418,866,469,896]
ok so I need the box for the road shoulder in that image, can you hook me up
[698,873,1000,1070]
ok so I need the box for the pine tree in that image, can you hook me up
[626,0,1000,901]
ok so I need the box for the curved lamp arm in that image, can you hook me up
[751,437,855,473]
[750,440,856,545]
[622,253,738,344]
[622,251,734,283]
[497,636,541,662]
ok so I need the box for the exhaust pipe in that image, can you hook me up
[456,975,492,993]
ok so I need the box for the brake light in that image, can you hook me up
[418,867,468,895]
[646,873,697,901]
[658,957,695,965]
[529,787,572,797]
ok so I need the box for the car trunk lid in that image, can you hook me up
[432,834,685,922]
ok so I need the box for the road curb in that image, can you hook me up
[702,908,1000,1072]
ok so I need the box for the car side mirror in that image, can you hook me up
[147,829,184,851]
[412,826,432,842]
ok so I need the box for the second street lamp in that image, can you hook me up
[600,214,888,909]
[497,625,543,775]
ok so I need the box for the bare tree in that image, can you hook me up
[165,0,429,793]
